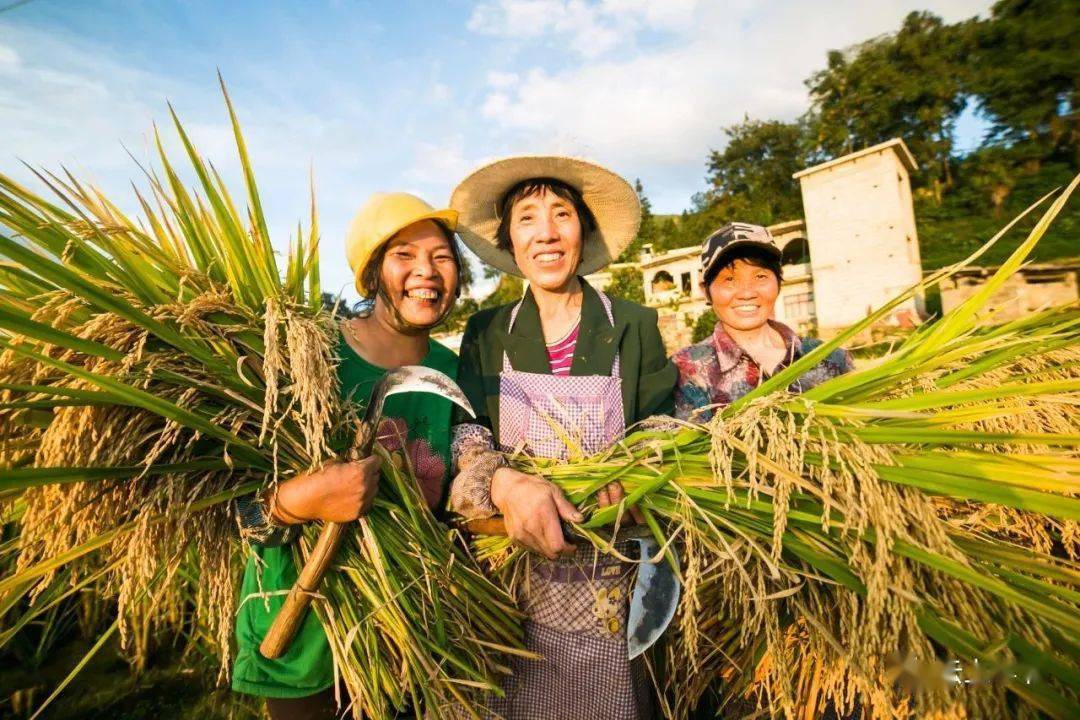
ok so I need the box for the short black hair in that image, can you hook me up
[703,246,783,286]
[358,220,462,299]
[494,178,598,252]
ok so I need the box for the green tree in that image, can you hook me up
[618,178,657,262]
[966,0,1079,161]
[805,12,968,194]
[480,274,524,309]
[963,146,1017,214]
[455,247,475,293]
[604,267,644,303]
[636,178,654,241]
[691,309,718,343]
[440,297,478,334]
[705,118,809,225]
[651,199,732,254]
[321,292,358,318]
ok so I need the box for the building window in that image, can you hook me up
[651,271,675,293]
[780,237,810,266]
[784,291,815,320]
[681,272,692,294]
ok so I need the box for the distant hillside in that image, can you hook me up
[916,160,1079,270]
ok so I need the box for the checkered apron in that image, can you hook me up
[484,291,654,720]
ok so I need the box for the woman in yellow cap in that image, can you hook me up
[447,157,677,719]
[231,192,463,720]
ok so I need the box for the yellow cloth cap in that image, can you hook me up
[345,192,458,295]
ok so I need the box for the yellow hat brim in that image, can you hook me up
[346,196,458,296]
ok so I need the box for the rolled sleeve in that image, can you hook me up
[448,423,505,520]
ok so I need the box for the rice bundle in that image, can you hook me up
[0,86,522,719]
[475,181,1080,719]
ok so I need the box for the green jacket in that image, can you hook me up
[456,279,676,437]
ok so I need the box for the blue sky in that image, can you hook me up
[0,0,992,300]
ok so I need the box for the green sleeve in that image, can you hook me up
[454,314,490,429]
[635,309,677,420]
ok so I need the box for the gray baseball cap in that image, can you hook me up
[700,222,781,282]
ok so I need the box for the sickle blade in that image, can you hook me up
[626,536,680,659]
[365,365,474,422]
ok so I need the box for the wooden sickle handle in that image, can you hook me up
[260,415,379,659]
[463,516,508,536]
[259,520,347,659]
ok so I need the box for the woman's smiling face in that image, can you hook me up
[507,188,583,292]
[377,219,458,329]
[705,257,780,332]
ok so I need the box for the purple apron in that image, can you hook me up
[486,291,653,720]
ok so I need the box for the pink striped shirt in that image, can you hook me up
[546,322,580,376]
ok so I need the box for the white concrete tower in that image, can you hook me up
[794,138,923,336]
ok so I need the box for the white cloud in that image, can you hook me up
[468,0,563,38]
[598,0,700,31]
[0,42,19,71]
[0,22,381,301]
[0,36,169,174]
[468,0,694,59]
[404,133,470,188]
[486,70,520,88]
[471,0,993,194]
[431,81,452,104]
[0,0,997,305]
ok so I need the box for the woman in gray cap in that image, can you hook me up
[673,222,857,717]
[671,221,853,421]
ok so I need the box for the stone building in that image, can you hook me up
[794,138,924,334]
[939,263,1079,321]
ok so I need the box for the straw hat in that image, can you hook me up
[449,156,641,277]
[345,192,458,295]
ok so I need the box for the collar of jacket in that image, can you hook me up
[710,319,802,374]
[500,277,627,377]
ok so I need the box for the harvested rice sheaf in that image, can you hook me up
[0,88,523,720]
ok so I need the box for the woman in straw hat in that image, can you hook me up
[448,157,677,719]
[232,192,464,720]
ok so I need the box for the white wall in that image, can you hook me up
[799,147,923,332]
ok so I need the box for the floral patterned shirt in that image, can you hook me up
[671,320,854,421]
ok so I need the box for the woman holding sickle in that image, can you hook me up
[448,156,677,719]
[233,192,465,720]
